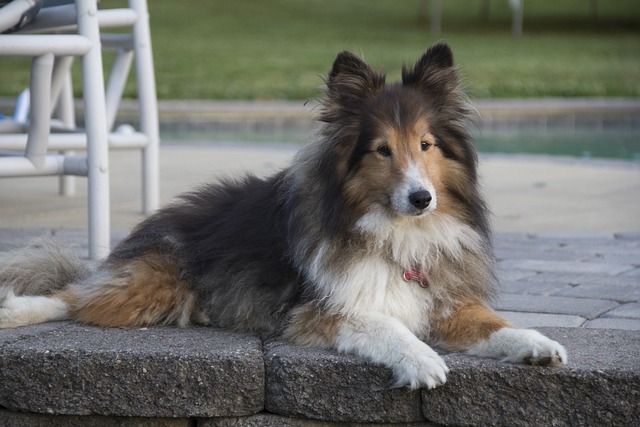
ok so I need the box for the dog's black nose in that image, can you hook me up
[409,190,432,210]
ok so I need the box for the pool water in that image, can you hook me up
[475,130,639,161]
[161,128,640,161]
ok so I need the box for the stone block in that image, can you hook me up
[500,278,571,296]
[264,339,424,424]
[495,269,537,282]
[584,318,640,330]
[498,259,633,276]
[492,294,619,319]
[584,252,640,265]
[0,323,264,417]
[551,278,640,302]
[201,414,315,427]
[511,271,639,302]
[515,271,593,286]
[496,311,586,328]
[620,267,640,278]
[493,233,533,242]
[0,410,189,427]
[613,232,640,241]
[530,232,616,241]
[421,328,640,426]
[494,235,609,261]
[601,302,640,319]
[201,413,437,426]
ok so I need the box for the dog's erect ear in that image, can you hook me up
[321,51,385,122]
[402,43,459,103]
[328,51,383,92]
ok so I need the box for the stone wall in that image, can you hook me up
[1,324,639,426]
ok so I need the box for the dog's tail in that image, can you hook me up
[1,239,203,329]
[0,239,90,299]
[0,239,89,328]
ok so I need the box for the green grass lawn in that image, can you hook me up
[1,0,639,100]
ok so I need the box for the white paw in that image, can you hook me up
[507,329,568,367]
[469,328,568,367]
[393,343,449,390]
[0,290,68,328]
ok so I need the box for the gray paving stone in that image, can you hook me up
[502,272,585,286]
[264,339,424,423]
[620,267,640,278]
[493,239,555,251]
[516,237,639,259]
[495,269,538,282]
[583,318,640,330]
[493,232,533,241]
[492,294,619,319]
[498,259,634,276]
[0,228,50,251]
[0,323,265,417]
[494,249,589,262]
[563,243,640,260]
[536,233,635,246]
[523,271,639,286]
[496,311,586,328]
[0,228,128,261]
[0,321,65,346]
[493,238,622,262]
[601,302,640,319]
[531,232,617,241]
[554,280,640,303]
[421,328,640,426]
[583,252,640,265]
[500,279,572,296]
[498,269,640,301]
[614,232,640,241]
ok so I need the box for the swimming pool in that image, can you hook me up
[475,129,639,161]
[160,126,639,162]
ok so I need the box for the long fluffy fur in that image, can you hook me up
[0,239,89,299]
[0,44,567,388]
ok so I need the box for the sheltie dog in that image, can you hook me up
[0,44,566,389]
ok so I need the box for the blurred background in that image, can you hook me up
[1,0,639,159]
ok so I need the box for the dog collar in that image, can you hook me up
[403,268,429,288]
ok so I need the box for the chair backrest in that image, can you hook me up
[0,0,160,260]
[0,0,43,33]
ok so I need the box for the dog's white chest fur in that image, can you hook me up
[306,213,483,336]
[355,210,483,267]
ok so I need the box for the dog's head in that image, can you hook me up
[311,44,488,237]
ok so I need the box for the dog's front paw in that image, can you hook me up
[511,329,567,367]
[469,328,567,367]
[392,343,449,390]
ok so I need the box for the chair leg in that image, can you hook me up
[26,53,54,169]
[105,47,134,132]
[77,0,111,260]
[55,59,77,197]
[130,0,160,215]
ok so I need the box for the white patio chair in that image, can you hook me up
[0,0,160,260]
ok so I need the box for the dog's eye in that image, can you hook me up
[420,141,431,152]
[376,145,392,157]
